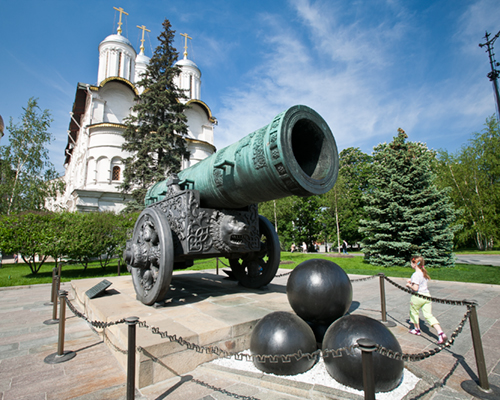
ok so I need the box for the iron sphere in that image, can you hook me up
[286,259,352,325]
[307,321,331,347]
[250,311,317,375]
[322,314,404,392]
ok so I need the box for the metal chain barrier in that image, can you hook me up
[274,270,292,278]
[275,271,379,281]
[381,274,477,306]
[350,274,378,283]
[65,292,471,365]
[376,305,472,361]
[66,298,127,329]
[103,330,128,355]
[62,274,475,374]
[191,378,259,400]
[218,258,231,268]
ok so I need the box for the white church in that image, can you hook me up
[50,9,216,213]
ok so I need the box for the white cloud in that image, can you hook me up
[213,0,498,156]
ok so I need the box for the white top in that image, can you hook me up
[410,269,429,294]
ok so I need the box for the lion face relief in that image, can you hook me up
[210,212,251,253]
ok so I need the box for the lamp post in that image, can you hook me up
[479,31,500,121]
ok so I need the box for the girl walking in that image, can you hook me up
[406,256,447,344]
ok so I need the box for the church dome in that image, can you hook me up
[175,57,199,70]
[135,51,150,66]
[100,33,134,49]
[97,33,137,85]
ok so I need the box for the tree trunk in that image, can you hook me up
[335,187,341,254]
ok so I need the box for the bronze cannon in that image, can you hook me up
[124,105,339,305]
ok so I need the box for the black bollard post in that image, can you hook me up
[125,316,139,400]
[461,303,500,398]
[357,338,377,400]
[378,274,395,327]
[216,257,219,275]
[468,304,490,390]
[45,267,58,306]
[44,275,60,325]
[44,290,76,364]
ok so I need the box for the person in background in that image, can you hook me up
[342,239,348,254]
[406,255,447,344]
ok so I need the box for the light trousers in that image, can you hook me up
[410,294,439,327]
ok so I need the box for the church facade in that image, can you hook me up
[50,16,216,213]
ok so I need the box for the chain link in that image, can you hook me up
[191,378,260,400]
[376,305,472,361]
[103,330,128,354]
[274,270,292,278]
[350,274,378,282]
[274,271,379,281]
[66,298,127,329]
[64,277,474,366]
[381,275,477,306]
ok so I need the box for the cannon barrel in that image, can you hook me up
[145,105,339,209]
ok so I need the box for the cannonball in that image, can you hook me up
[250,311,317,375]
[322,314,404,392]
[287,259,352,325]
[307,321,331,347]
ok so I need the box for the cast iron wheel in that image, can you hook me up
[229,215,280,288]
[129,208,174,305]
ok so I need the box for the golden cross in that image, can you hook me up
[136,25,151,53]
[180,33,192,58]
[113,7,129,34]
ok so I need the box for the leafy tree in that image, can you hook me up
[337,147,372,244]
[359,129,459,268]
[63,212,99,269]
[0,212,51,273]
[65,212,127,269]
[259,197,295,250]
[322,148,372,249]
[435,116,500,250]
[290,195,326,251]
[0,98,64,215]
[42,212,71,272]
[121,19,190,211]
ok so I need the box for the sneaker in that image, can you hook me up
[409,328,421,336]
[438,332,447,344]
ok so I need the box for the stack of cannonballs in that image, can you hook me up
[249,259,404,393]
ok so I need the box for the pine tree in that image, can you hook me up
[359,129,459,268]
[121,19,190,210]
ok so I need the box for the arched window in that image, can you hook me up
[112,166,121,181]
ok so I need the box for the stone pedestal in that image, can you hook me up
[71,270,292,388]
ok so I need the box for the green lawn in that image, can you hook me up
[187,252,500,285]
[0,252,498,287]
[0,260,130,287]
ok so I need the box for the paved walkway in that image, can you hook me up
[1,269,499,400]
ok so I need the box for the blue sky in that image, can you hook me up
[1,0,499,175]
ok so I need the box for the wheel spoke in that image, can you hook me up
[127,208,174,305]
[229,215,280,288]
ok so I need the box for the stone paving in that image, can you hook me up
[0,268,499,400]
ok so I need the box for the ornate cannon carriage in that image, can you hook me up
[124,105,339,305]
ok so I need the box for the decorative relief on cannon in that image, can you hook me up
[210,207,260,253]
[126,105,339,305]
[253,128,267,170]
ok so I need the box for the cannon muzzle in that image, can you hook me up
[145,105,338,209]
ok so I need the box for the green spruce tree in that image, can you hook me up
[359,129,459,268]
[121,19,190,211]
